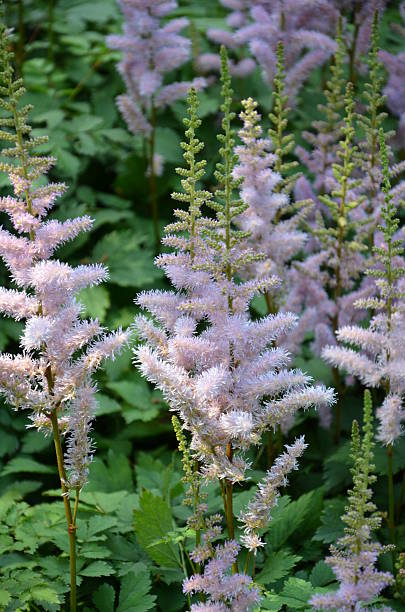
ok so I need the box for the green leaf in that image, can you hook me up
[93,584,115,612]
[0,590,11,606]
[267,490,323,550]
[2,456,54,476]
[87,450,134,493]
[95,393,121,417]
[279,577,315,609]
[55,147,80,177]
[256,550,301,585]
[134,491,180,568]
[30,586,60,605]
[78,285,110,322]
[93,230,162,288]
[107,379,159,423]
[80,560,114,577]
[313,499,345,544]
[155,127,182,163]
[310,561,335,587]
[117,565,156,612]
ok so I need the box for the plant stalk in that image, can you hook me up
[50,409,77,612]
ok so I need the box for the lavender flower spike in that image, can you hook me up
[0,30,128,492]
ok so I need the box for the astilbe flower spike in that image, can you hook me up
[311,391,394,610]
[0,24,128,611]
[323,130,405,545]
[107,0,206,248]
[233,96,308,313]
[134,48,335,605]
[283,83,368,437]
[379,2,405,150]
[200,0,339,106]
[354,11,405,242]
[295,17,346,203]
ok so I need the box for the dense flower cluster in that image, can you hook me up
[233,97,308,311]
[200,0,339,105]
[135,59,334,486]
[323,132,405,447]
[107,0,206,140]
[0,28,128,490]
[311,391,394,610]
[184,540,260,611]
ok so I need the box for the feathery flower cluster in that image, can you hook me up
[379,2,405,150]
[239,436,307,551]
[311,391,394,610]
[107,0,206,139]
[323,131,405,447]
[183,540,260,611]
[233,96,307,308]
[295,18,346,203]
[285,83,368,358]
[197,0,258,78]
[134,53,334,488]
[201,0,339,106]
[0,27,128,490]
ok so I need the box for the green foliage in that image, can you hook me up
[0,2,403,610]
[256,550,302,586]
[133,490,181,569]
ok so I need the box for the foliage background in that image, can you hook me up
[0,0,404,610]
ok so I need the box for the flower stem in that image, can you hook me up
[50,409,77,612]
[387,444,396,551]
[224,442,238,573]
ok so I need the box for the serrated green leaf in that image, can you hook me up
[117,565,156,612]
[78,285,110,322]
[93,230,162,288]
[279,577,315,609]
[95,393,121,416]
[267,490,323,550]
[30,586,60,605]
[134,490,180,568]
[2,457,54,476]
[310,561,335,587]
[313,499,345,544]
[80,560,114,577]
[93,583,115,612]
[256,550,301,585]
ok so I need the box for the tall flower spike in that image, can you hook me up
[134,49,335,587]
[311,391,394,610]
[201,1,339,106]
[323,130,405,443]
[107,0,206,248]
[323,130,405,548]
[0,23,128,610]
[295,17,346,200]
[233,96,309,315]
[355,11,405,242]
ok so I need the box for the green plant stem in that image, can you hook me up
[224,442,238,574]
[387,444,396,547]
[148,102,160,252]
[50,409,77,612]
[396,469,405,522]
